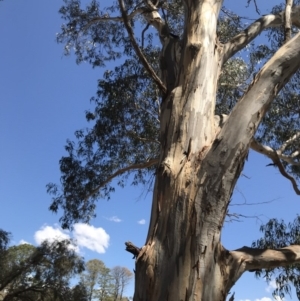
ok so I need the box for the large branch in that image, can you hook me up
[84,158,158,201]
[230,245,300,272]
[222,5,300,64]
[220,31,300,149]
[118,0,167,94]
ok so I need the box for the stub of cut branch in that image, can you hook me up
[125,241,141,259]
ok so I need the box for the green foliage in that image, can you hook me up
[0,239,85,301]
[252,216,300,300]
[0,229,10,251]
[48,0,268,229]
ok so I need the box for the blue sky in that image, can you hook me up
[1,0,299,300]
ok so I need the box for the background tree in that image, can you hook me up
[80,259,107,301]
[96,264,113,301]
[70,282,89,301]
[0,229,10,251]
[0,239,84,301]
[110,266,133,301]
[48,0,300,300]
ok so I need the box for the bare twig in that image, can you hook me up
[84,158,158,201]
[118,0,167,94]
[226,212,264,223]
[246,0,260,15]
[230,198,280,206]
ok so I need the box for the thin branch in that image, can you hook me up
[246,0,260,15]
[84,158,159,201]
[118,0,167,94]
[251,139,300,165]
[141,23,150,49]
[226,212,264,223]
[284,0,293,43]
[291,150,300,158]
[250,139,300,195]
[278,131,300,154]
[223,6,300,64]
[81,7,145,32]
[230,198,280,206]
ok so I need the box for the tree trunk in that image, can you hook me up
[134,1,239,300]
[132,0,300,299]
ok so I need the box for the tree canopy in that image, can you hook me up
[48,0,300,226]
[48,0,300,300]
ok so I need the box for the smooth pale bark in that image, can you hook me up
[132,2,300,301]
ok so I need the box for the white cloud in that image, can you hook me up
[34,224,70,245]
[19,239,30,245]
[107,216,122,223]
[73,223,109,254]
[239,297,284,301]
[34,223,109,254]
[137,219,146,225]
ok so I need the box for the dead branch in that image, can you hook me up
[125,241,141,259]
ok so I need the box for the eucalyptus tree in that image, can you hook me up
[48,0,300,300]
